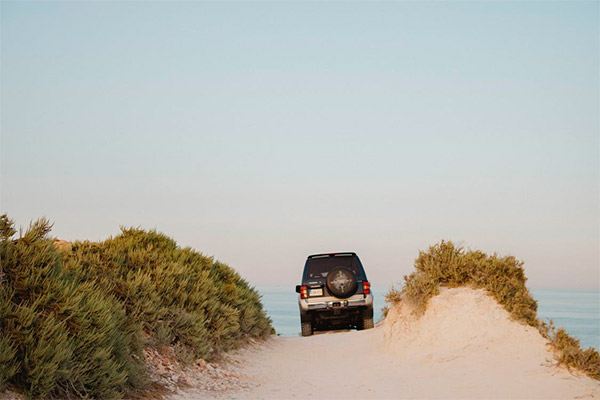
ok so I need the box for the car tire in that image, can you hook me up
[301,321,313,336]
[326,267,358,299]
[361,317,374,330]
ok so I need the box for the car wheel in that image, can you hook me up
[325,267,358,299]
[361,317,374,330]
[301,321,313,336]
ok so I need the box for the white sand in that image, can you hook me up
[173,287,599,399]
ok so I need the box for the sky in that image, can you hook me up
[1,1,598,290]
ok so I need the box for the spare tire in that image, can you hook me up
[326,267,358,299]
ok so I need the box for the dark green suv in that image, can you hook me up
[295,252,374,336]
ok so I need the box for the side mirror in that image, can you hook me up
[295,285,301,293]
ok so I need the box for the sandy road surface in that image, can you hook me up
[172,288,600,400]
[172,328,599,400]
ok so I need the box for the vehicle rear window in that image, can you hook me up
[306,255,362,279]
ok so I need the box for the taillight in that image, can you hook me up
[363,281,371,294]
[300,285,308,299]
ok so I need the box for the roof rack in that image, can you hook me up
[308,252,356,259]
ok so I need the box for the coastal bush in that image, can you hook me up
[0,216,136,398]
[0,215,272,398]
[539,321,600,380]
[386,240,599,381]
[64,229,272,359]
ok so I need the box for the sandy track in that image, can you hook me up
[172,289,600,400]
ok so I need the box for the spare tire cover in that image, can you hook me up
[326,267,358,299]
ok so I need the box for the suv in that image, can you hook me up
[295,252,374,336]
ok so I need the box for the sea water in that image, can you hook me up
[533,289,599,350]
[257,286,600,350]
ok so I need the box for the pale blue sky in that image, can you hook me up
[1,1,598,289]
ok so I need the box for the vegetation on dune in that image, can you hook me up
[0,215,272,399]
[539,322,600,380]
[386,240,538,325]
[386,240,599,381]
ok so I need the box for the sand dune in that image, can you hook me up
[384,287,551,366]
[172,287,599,399]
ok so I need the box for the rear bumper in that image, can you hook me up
[299,294,373,313]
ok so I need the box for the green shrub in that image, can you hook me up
[0,215,272,398]
[386,240,599,381]
[64,228,272,359]
[0,216,136,398]
[539,320,600,380]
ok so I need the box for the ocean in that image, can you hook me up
[257,286,600,350]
